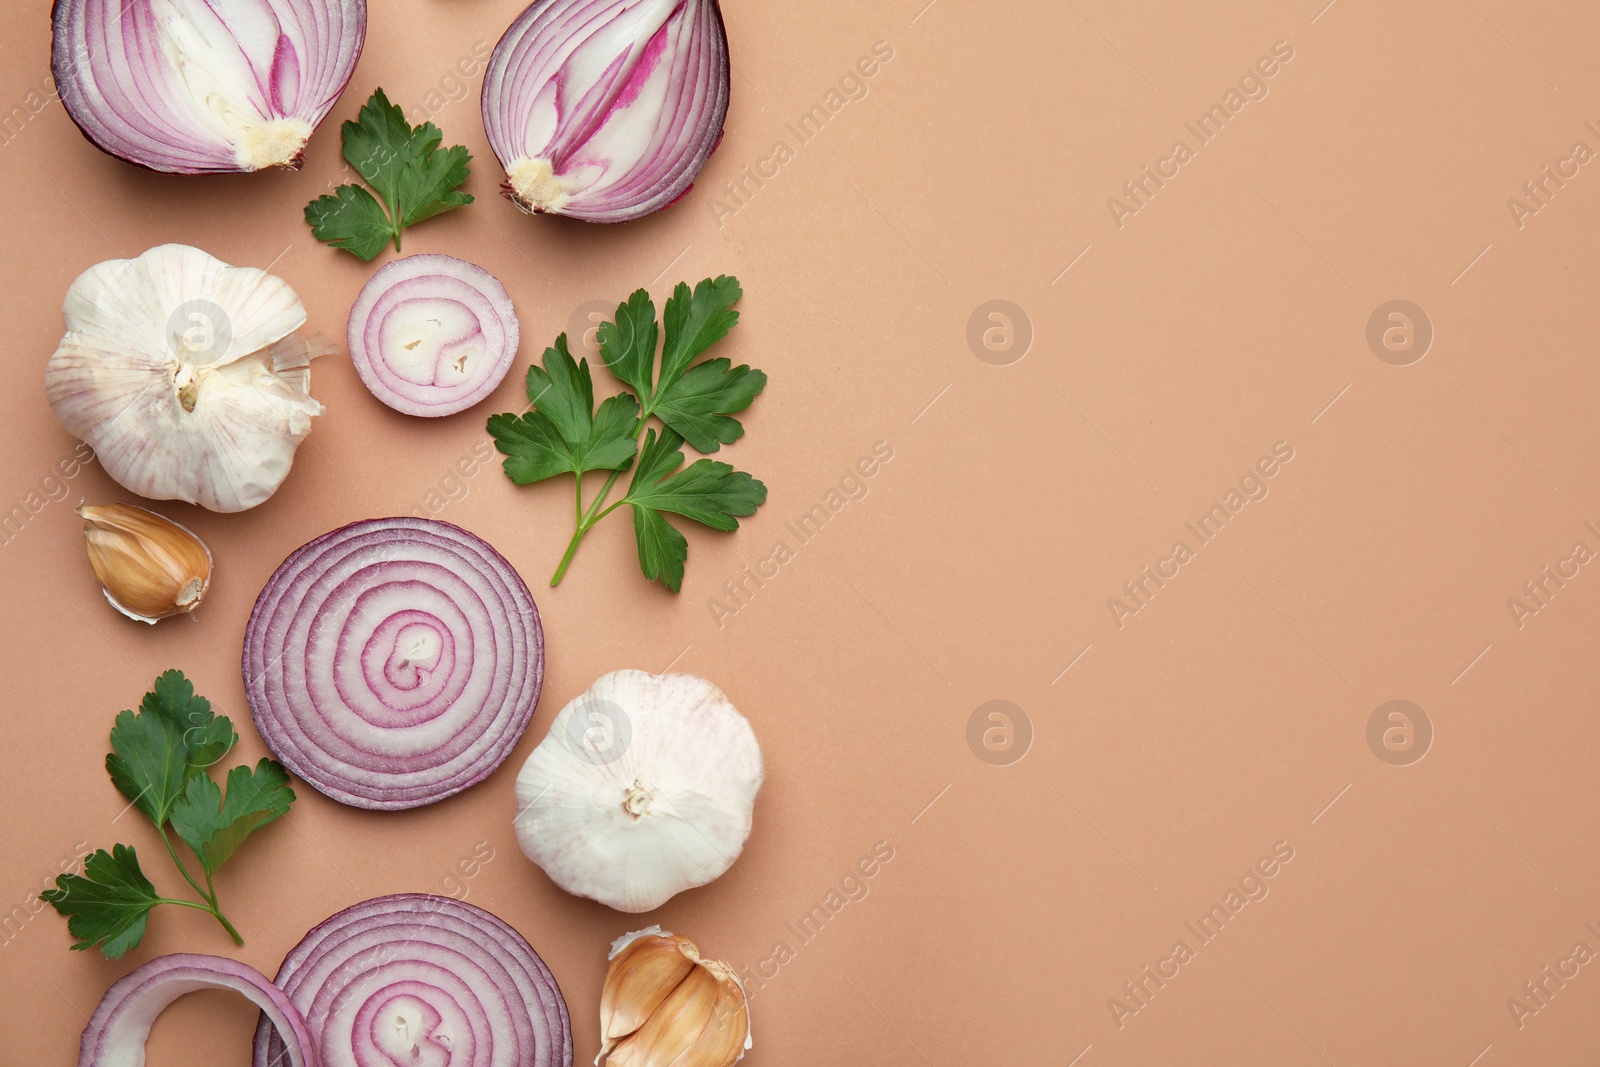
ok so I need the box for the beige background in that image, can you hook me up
[4,0,1600,1063]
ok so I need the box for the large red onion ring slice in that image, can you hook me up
[253,894,571,1067]
[243,518,543,810]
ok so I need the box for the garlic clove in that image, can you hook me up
[600,931,697,1055]
[45,245,333,513]
[600,929,750,1067]
[78,503,212,623]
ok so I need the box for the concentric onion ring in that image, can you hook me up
[348,255,520,417]
[253,894,571,1067]
[243,517,543,810]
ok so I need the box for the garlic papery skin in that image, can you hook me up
[45,245,334,513]
[78,503,212,623]
[599,928,751,1067]
[513,670,763,913]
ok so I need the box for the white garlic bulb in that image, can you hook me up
[515,670,764,913]
[45,244,333,513]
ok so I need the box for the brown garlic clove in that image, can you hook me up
[78,503,212,623]
[598,929,750,1067]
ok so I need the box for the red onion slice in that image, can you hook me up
[253,894,571,1067]
[243,517,543,810]
[53,0,367,174]
[348,255,520,417]
[482,0,730,222]
[82,953,317,1067]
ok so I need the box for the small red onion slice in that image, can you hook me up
[243,517,543,810]
[82,953,316,1067]
[347,255,520,417]
[53,0,367,174]
[253,894,571,1067]
[482,0,730,222]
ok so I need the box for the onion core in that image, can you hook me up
[347,255,520,417]
[52,0,367,174]
[482,0,731,222]
[243,517,543,810]
[81,953,317,1067]
[253,894,571,1067]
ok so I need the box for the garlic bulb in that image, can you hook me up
[599,927,751,1067]
[45,245,333,513]
[78,503,212,623]
[514,671,763,913]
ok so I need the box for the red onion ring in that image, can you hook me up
[52,0,366,174]
[82,953,317,1067]
[347,255,520,417]
[243,518,543,810]
[482,0,730,222]
[253,894,571,1067]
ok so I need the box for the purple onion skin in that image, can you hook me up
[253,893,572,1067]
[52,0,368,175]
[482,0,731,223]
[243,517,543,811]
[82,953,318,1067]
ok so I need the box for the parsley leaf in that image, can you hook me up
[304,185,394,261]
[40,845,161,958]
[489,276,767,590]
[623,429,768,592]
[45,673,295,957]
[304,88,474,261]
[170,759,295,878]
[660,277,743,392]
[651,358,767,453]
[488,336,641,483]
[598,289,660,399]
[106,669,236,826]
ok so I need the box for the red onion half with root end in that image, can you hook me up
[348,255,520,417]
[482,0,730,222]
[82,953,317,1067]
[253,894,571,1067]
[52,0,367,174]
[243,517,543,810]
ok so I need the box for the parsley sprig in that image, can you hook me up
[42,671,295,958]
[304,88,474,261]
[488,276,768,591]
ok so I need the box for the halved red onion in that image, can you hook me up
[348,255,520,417]
[243,517,543,810]
[482,0,730,222]
[253,894,571,1067]
[52,0,367,174]
[82,953,316,1067]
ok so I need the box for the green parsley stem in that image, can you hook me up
[151,898,245,944]
[156,825,245,945]
[157,825,213,906]
[550,419,649,587]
